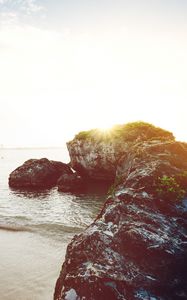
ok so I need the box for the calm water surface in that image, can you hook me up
[0,148,108,300]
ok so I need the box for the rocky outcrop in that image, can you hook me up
[67,122,174,181]
[57,173,84,192]
[67,138,117,181]
[54,136,187,300]
[9,158,73,189]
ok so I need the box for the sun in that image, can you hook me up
[97,119,116,132]
[98,125,112,132]
[95,123,116,140]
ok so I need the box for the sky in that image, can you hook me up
[0,0,187,147]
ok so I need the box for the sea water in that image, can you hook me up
[0,148,108,300]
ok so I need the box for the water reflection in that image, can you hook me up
[58,180,111,197]
[10,186,52,199]
[10,180,111,199]
[6,180,110,242]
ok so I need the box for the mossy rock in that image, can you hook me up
[74,121,174,143]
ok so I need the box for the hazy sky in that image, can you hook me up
[0,0,187,146]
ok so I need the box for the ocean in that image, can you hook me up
[0,147,108,300]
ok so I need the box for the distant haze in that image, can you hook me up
[0,0,187,147]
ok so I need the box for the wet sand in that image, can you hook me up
[0,229,68,300]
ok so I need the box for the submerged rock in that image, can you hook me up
[54,124,187,300]
[57,173,84,192]
[9,158,73,189]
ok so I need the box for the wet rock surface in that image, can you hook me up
[54,139,187,300]
[9,158,73,189]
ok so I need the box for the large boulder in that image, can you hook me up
[9,158,73,189]
[57,173,84,192]
[54,138,187,300]
[67,122,174,181]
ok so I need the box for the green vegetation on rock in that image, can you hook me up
[156,174,187,201]
[74,121,175,143]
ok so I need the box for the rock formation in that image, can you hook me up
[54,123,187,300]
[9,158,73,189]
[57,173,84,192]
[67,122,174,181]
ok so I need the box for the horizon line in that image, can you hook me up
[0,146,67,150]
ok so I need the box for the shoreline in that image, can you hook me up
[0,228,67,300]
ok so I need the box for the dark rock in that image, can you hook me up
[9,158,73,189]
[57,173,84,192]
[54,138,187,300]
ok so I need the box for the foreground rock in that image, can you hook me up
[9,158,73,189]
[57,173,84,192]
[55,127,187,300]
[67,122,174,181]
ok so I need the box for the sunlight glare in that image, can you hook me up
[96,118,117,134]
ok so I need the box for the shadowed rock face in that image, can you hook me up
[54,140,187,300]
[9,158,73,189]
[57,173,84,192]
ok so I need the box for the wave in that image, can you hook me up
[0,220,83,238]
[31,222,83,234]
[0,224,32,232]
